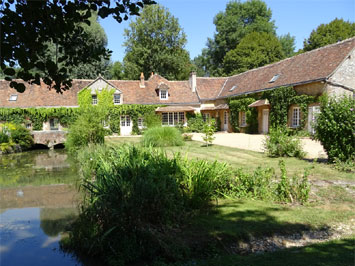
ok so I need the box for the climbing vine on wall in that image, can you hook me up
[228,97,258,133]
[262,86,317,130]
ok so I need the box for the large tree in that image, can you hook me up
[0,0,155,92]
[223,32,284,75]
[122,4,192,80]
[278,33,296,58]
[195,0,276,76]
[303,18,355,52]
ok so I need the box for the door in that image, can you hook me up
[262,109,269,134]
[223,111,228,131]
[308,106,320,134]
[120,115,132,136]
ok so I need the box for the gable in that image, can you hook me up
[86,77,122,94]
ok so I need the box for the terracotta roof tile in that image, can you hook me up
[196,77,227,99]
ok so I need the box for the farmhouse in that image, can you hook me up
[1,37,354,136]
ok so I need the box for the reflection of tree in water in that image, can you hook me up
[40,208,78,237]
[0,149,79,187]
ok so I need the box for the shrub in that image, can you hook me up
[141,127,184,147]
[65,108,106,154]
[143,112,162,129]
[9,124,33,149]
[0,131,9,144]
[202,121,215,146]
[314,96,355,162]
[264,126,305,158]
[186,113,205,132]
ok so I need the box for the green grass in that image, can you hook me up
[107,138,354,181]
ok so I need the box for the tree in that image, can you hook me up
[122,4,193,80]
[223,32,284,75]
[303,18,355,52]
[0,0,155,92]
[110,61,125,80]
[196,0,276,76]
[278,33,296,58]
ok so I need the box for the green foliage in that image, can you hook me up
[110,61,124,80]
[223,32,285,75]
[263,86,316,129]
[1,0,154,92]
[278,33,296,58]
[314,96,355,162]
[8,124,33,149]
[264,127,305,158]
[196,0,276,76]
[276,160,310,203]
[0,107,79,131]
[123,4,193,80]
[186,113,205,132]
[303,18,355,52]
[333,158,355,173]
[202,121,215,147]
[143,111,162,129]
[228,97,257,133]
[65,108,106,154]
[142,127,184,147]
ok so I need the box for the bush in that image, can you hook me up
[65,108,106,154]
[9,124,33,149]
[314,96,355,162]
[143,112,162,129]
[264,127,305,158]
[202,121,215,146]
[186,113,205,132]
[142,127,184,147]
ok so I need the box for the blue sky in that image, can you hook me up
[100,0,355,62]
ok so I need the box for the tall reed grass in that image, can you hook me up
[141,126,184,147]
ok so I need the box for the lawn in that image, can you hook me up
[106,137,355,264]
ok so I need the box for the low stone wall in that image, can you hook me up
[32,130,67,149]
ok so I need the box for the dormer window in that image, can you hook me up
[92,95,97,105]
[160,89,168,100]
[9,94,17,101]
[114,94,121,105]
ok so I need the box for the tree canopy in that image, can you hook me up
[0,0,155,92]
[122,4,192,80]
[223,32,284,75]
[195,0,276,76]
[303,18,355,52]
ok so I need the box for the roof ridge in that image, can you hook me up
[226,37,355,80]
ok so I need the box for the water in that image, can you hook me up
[0,149,82,266]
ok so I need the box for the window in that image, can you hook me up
[121,116,131,127]
[138,118,144,127]
[25,123,32,129]
[92,95,97,105]
[162,112,184,126]
[49,118,59,131]
[240,112,247,127]
[292,107,300,127]
[9,94,18,101]
[224,111,228,125]
[160,90,168,100]
[269,74,280,83]
[202,113,210,122]
[114,94,121,104]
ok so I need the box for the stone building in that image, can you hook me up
[1,37,354,135]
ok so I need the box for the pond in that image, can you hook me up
[0,149,85,266]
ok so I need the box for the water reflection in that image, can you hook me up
[0,207,79,266]
[0,149,78,188]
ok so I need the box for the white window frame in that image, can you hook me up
[92,95,97,105]
[202,113,210,122]
[121,115,131,127]
[113,94,121,105]
[138,117,144,128]
[292,107,300,128]
[160,89,168,100]
[9,94,18,101]
[162,112,184,126]
[49,118,59,131]
[240,111,247,127]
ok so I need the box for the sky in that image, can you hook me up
[100,0,355,63]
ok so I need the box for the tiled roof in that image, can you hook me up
[248,99,270,108]
[196,77,227,100]
[156,106,195,112]
[218,37,355,98]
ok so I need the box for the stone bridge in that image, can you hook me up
[32,131,67,149]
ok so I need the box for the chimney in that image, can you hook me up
[150,72,154,78]
[140,72,145,88]
[189,71,196,92]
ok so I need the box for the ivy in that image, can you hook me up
[228,97,258,133]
